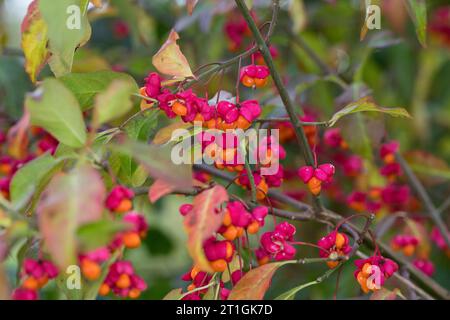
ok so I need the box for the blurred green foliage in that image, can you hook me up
[0,0,449,299]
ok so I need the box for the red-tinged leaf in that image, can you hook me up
[37,166,106,269]
[21,0,49,83]
[228,262,287,300]
[184,185,228,272]
[152,30,195,80]
[7,111,30,160]
[187,0,199,15]
[370,288,401,300]
[148,179,177,203]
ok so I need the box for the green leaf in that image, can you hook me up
[60,71,138,111]
[404,0,427,47]
[328,97,411,127]
[124,109,160,141]
[275,281,317,300]
[26,78,87,148]
[77,220,129,252]
[275,268,336,300]
[94,80,135,125]
[39,0,92,77]
[10,153,63,209]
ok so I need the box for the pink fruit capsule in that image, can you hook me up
[318,163,335,177]
[298,166,314,183]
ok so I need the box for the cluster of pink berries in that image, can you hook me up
[390,234,419,256]
[12,258,59,300]
[324,128,363,178]
[257,222,297,262]
[219,202,268,240]
[239,65,270,88]
[354,255,398,293]
[180,201,268,270]
[203,238,235,273]
[99,261,147,299]
[140,73,262,131]
[77,186,149,299]
[181,266,240,300]
[200,131,243,172]
[298,163,335,195]
[317,231,351,269]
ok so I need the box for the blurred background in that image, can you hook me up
[0,0,449,299]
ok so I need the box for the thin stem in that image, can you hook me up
[235,0,324,213]
[182,46,258,91]
[243,159,257,204]
[192,163,450,299]
[438,197,450,216]
[396,152,450,248]
[290,241,331,255]
[255,118,328,126]
[132,93,158,103]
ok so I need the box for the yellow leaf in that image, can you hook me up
[21,0,49,83]
[152,30,195,79]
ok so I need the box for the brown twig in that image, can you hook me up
[234,0,325,213]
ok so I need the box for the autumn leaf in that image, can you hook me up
[7,111,30,160]
[21,0,49,83]
[148,179,177,203]
[184,185,228,273]
[37,166,106,269]
[152,30,195,80]
[228,262,288,300]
